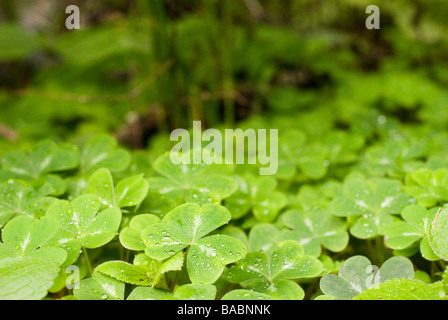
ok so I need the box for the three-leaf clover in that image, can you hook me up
[281,206,349,257]
[79,134,131,174]
[276,129,329,180]
[45,194,122,265]
[404,168,448,207]
[0,179,56,228]
[0,215,66,263]
[87,168,149,210]
[360,139,427,178]
[330,176,410,238]
[0,139,79,180]
[67,135,132,199]
[0,140,79,195]
[119,214,160,251]
[224,174,287,222]
[142,203,247,284]
[295,182,342,211]
[147,152,237,205]
[429,204,448,261]
[323,130,365,166]
[381,204,439,260]
[319,255,414,300]
[225,240,323,300]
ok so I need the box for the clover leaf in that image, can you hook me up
[404,168,448,207]
[87,168,149,210]
[0,215,66,263]
[360,139,427,178]
[295,183,342,212]
[73,269,125,300]
[281,207,349,257]
[127,284,217,300]
[79,134,131,174]
[119,214,160,251]
[142,203,247,284]
[148,152,237,205]
[330,176,410,238]
[97,260,161,287]
[381,204,439,260]
[224,174,287,222]
[0,215,67,300]
[277,129,329,180]
[0,139,79,180]
[323,130,365,165]
[319,255,414,300]
[276,129,306,180]
[134,192,177,219]
[442,266,448,296]
[429,204,448,261]
[65,135,132,199]
[225,240,323,300]
[221,289,271,300]
[45,194,122,265]
[96,252,183,288]
[0,140,79,196]
[0,179,56,228]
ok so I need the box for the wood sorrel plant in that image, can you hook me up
[1,130,448,301]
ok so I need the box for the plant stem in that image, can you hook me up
[438,260,447,272]
[125,249,131,263]
[170,246,190,292]
[375,236,385,265]
[220,0,235,125]
[366,239,375,264]
[82,246,93,276]
[170,270,181,293]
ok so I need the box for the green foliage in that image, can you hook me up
[281,206,349,257]
[45,194,122,265]
[225,240,322,300]
[319,255,414,300]
[0,215,67,300]
[330,176,410,239]
[2,0,448,301]
[73,270,125,300]
[87,168,148,210]
[148,152,238,205]
[224,174,286,222]
[0,131,447,300]
[127,283,217,300]
[353,279,443,300]
[429,205,448,260]
[142,203,247,284]
[382,204,439,260]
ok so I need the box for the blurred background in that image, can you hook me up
[0,0,447,153]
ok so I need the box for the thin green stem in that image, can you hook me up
[366,239,376,264]
[220,0,235,125]
[438,260,447,272]
[375,236,385,265]
[170,246,191,292]
[125,249,131,263]
[119,244,124,261]
[170,270,181,293]
[82,246,93,276]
